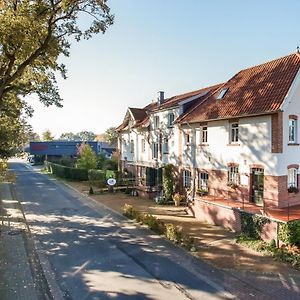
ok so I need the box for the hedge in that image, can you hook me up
[278,220,300,247]
[46,162,88,181]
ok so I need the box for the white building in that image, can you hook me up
[117,52,300,208]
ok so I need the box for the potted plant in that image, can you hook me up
[288,186,299,193]
[197,188,208,196]
[173,193,184,206]
[227,182,238,189]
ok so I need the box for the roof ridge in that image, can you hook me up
[239,52,299,73]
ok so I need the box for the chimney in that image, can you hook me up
[157,91,164,106]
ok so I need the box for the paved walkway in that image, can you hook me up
[68,184,298,273]
[0,182,40,300]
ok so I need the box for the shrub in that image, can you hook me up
[123,204,135,218]
[173,193,184,207]
[278,220,300,247]
[47,162,88,181]
[88,169,106,181]
[143,214,164,234]
[163,164,174,202]
[76,143,97,170]
[240,212,270,239]
[165,223,182,243]
[59,155,74,167]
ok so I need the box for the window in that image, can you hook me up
[216,88,228,99]
[288,168,298,188]
[141,139,145,152]
[167,113,175,127]
[185,133,190,145]
[130,140,134,153]
[140,167,146,184]
[198,172,209,191]
[183,170,191,188]
[228,166,239,185]
[230,122,239,143]
[201,126,208,143]
[152,142,159,159]
[154,116,160,129]
[289,118,297,143]
[163,138,169,154]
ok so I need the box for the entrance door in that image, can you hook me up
[251,168,264,205]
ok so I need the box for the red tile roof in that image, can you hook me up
[129,108,147,121]
[178,53,300,123]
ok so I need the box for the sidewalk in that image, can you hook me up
[0,183,40,300]
[68,181,300,274]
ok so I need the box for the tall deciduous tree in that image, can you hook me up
[42,129,54,141]
[0,0,113,111]
[104,126,117,145]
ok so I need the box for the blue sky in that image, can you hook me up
[28,0,300,137]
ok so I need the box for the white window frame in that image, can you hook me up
[185,133,190,145]
[228,166,239,185]
[141,139,145,152]
[288,168,298,188]
[154,116,160,129]
[201,126,208,144]
[183,170,191,188]
[130,140,134,153]
[289,118,297,143]
[230,122,239,143]
[167,113,175,127]
[152,142,159,159]
[163,137,169,154]
[198,172,208,191]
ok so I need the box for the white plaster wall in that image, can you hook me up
[149,108,180,166]
[180,115,277,175]
[280,69,300,175]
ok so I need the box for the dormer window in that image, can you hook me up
[216,88,228,100]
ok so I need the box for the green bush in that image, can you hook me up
[165,223,182,243]
[278,220,300,247]
[47,162,88,181]
[123,204,135,218]
[240,212,270,239]
[163,164,174,202]
[143,214,164,234]
[88,169,106,181]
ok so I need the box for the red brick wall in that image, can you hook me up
[189,199,242,232]
[189,199,279,241]
[271,112,283,153]
[197,169,250,203]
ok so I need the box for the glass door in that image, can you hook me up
[251,168,264,205]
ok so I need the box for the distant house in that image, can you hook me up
[117,52,300,209]
[98,141,116,158]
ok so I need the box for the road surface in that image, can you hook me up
[10,161,261,300]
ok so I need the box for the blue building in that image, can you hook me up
[29,141,99,157]
[29,141,115,159]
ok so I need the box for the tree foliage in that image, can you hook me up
[104,126,117,145]
[0,0,113,110]
[42,129,54,141]
[59,131,96,141]
[0,93,28,157]
[76,142,97,170]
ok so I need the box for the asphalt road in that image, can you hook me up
[10,161,236,300]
